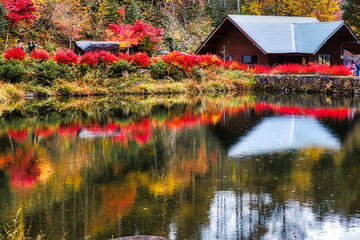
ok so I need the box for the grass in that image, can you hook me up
[0,209,71,240]
[0,84,25,102]
[0,67,254,100]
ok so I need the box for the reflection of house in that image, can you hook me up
[196,15,360,65]
[228,116,340,157]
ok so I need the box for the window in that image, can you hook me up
[318,54,331,65]
[242,55,257,64]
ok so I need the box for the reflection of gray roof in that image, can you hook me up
[227,15,346,54]
[228,116,340,157]
[74,41,119,52]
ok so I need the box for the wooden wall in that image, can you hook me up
[215,24,268,65]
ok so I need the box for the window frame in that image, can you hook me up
[242,55,258,64]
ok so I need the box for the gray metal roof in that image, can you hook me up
[294,21,344,53]
[227,14,319,23]
[222,15,355,54]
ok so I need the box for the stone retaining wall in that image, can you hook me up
[253,74,360,94]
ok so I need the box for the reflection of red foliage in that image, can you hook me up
[112,131,128,145]
[34,128,53,138]
[255,103,351,119]
[82,123,120,133]
[100,183,137,217]
[58,125,80,136]
[133,131,151,145]
[2,148,41,188]
[8,129,28,141]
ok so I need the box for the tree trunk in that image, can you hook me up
[4,26,10,52]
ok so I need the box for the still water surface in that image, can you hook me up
[0,95,359,240]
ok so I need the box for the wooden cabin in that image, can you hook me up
[196,15,360,65]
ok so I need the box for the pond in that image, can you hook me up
[0,95,359,240]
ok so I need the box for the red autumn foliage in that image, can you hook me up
[4,47,26,60]
[223,60,248,70]
[118,52,151,67]
[79,51,99,66]
[250,64,271,74]
[107,20,163,51]
[98,51,118,64]
[30,49,51,61]
[79,51,118,66]
[162,51,198,70]
[314,64,352,76]
[3,0,37,23]
[54,49,78,64]
[250,63,353,76]
[127,52,150,67]
[196,54,222,67]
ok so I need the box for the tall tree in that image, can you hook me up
[124,0,142,24]
[342,0,360,36]
[0,1,8,35]
[3,0,37,50]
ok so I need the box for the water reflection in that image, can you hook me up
[0,95,359,239]
[228,116,340,157]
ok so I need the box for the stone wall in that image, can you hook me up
[253,74,360,94]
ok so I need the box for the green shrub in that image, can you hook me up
[0,60,25,83]
[190,66,205,82]
[148,60,169,79]
[109,60,135,78]
[43,41,57,54]
[29,60,62,86]
[169,65,186,81]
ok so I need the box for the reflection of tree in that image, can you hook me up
[0,95,359,239]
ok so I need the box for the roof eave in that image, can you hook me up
[226,16,268,55]
[195,16,229,54]
[312,21,357,54]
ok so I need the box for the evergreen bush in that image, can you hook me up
[109,60,135,78]
[148,60,169,79]
[190,66,205,82]
[0,60,25,83]
[29,60,62,86]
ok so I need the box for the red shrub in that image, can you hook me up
[4,48,26,60]
[30,49,51,61]
[223,60,248,70]
[300,63,319,74]
[271,64,305,74]
[54,49,78,64]
[79,51,100,66]
[268,63,352,76]
[317,65,352,76]
[98,51,118,64]
[197,54,222,67]
[118,52,130,61]
[80,51,118,66]
[127,52,150,67]
[250,65,271,74]
[162,51,198,70]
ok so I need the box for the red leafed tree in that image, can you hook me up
[106,19,163,53]
[3,0,36,22]
[2,0,37,50]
